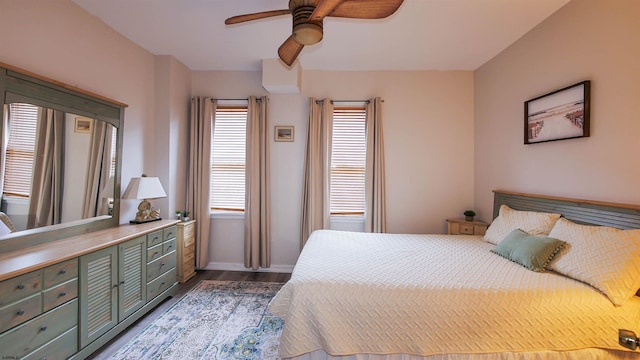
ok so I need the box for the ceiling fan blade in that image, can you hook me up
[327,0,404,19]
[278,36,305,66]
[309,0,344,22]
[225,9,291,25]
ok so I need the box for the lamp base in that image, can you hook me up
[130,217,162,224]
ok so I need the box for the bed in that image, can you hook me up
[268,190,640,359]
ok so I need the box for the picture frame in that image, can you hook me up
[74,117,92,134]
[274,126,294,142]
[524,80,590,144]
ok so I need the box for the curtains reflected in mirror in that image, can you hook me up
[0,103,117,233]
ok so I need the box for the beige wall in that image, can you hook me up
[154,56,192,220]
[193,70,474,270]
[474,0,640,220]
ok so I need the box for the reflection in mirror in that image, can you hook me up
[0,103,116,234]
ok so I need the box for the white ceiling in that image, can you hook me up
[71,0,570,72]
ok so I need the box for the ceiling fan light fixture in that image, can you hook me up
[293,23,323,45]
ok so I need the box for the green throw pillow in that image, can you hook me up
[491,229,566,272]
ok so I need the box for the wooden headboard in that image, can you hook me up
[493,190,640,229]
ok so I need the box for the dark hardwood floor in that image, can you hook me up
[86,270,291,360]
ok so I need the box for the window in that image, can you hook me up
[210,106,247,211]
[330,106,366,215]
[3,103,38,198]
[110,127,117,177]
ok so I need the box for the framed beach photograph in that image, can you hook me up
[524,80,590,144]
[74,116,92,133]
[275,126,294,142]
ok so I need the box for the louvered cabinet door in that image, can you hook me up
[118,236,147,321]
[79,246,118,349]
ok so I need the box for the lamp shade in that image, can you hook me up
[122,176,167,200]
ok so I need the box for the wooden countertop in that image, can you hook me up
[0,220,179,282]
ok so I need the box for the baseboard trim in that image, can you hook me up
[202,261,294,273]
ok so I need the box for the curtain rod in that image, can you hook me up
[315,99,371,104]
[208,98,263,102]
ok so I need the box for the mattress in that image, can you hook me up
[269,230,640,358]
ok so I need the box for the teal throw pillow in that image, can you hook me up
[491,229,566,272]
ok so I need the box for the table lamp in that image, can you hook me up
[122,174,167,223]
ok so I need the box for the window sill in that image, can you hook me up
[210,210,245,220]
[330,215,364,223]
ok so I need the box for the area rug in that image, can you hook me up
[110,280,284,360]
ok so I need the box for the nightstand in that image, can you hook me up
[176,220,196,283]
[447,218,489,235]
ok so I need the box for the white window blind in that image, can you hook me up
[3,103,38,198]
[110,128,117,177]
[330,107,366,215]
[210,106,247,211]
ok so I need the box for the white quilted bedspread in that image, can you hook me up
[268,230,640,358]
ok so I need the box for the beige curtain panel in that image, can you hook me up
[28,108,64,229]
[189,97,215,269]
[364,97,386,233]
[82,120,113,218]
[300,98,333,248]
[244,96,270,270]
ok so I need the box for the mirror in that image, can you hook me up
[1,104,117,231]
[0,63,125,252]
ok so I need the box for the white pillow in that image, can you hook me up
[484,205,561,245]
[548,217,640,306]
[0,220,11,236]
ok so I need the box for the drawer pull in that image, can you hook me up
[120,280,126,285]
[39,326,48,332]
[166,245,173,250]
[152,251,159,256]
[59,269,67,275]
[167,232,174,237]
[160,263,165,267]
[16,309,25,316]
[59,292,67,297]
[17,284,25,290]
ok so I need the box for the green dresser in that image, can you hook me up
[0,220,179,360]
[0,258,78,360]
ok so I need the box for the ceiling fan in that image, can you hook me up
[225,0,404,66]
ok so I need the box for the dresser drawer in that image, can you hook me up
[146,251,176,282]
[0,299,77,358]
[183,248,195,268]
[0,293,41,333]
[164,226,177,241]
[42,279,78,312]
[163,238,176,254]
[0,271,42,307]
[147,268,176,300]
[22,326,77,360]
[147,244,163,263]
[459,224,474,235]
[182,225,194,247]
[147,230,163,248]
[43,258,78,289]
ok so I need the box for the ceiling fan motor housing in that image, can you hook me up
[290,0,323,45]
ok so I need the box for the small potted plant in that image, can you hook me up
[463,210,476,222]
[175,211,182,220]
[181,210,190,222]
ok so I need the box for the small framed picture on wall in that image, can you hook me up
[275,126,294,142]
[74,117,92,134]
